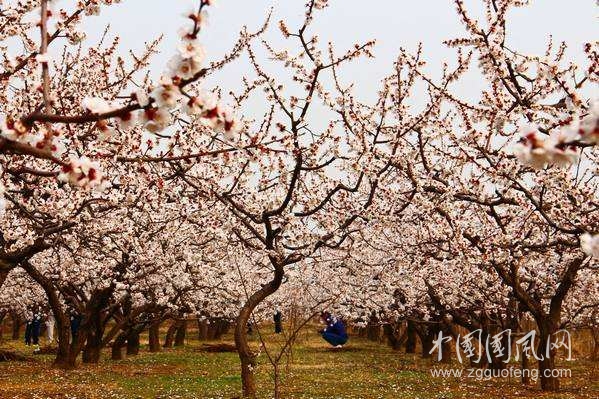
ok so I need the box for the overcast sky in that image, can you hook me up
[70,0,598,114]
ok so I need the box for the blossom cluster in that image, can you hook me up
[82,1,241,141]
[514,101,599,169]
[0,0,241,192]
[581,234,599,259]
[58,156,109,192]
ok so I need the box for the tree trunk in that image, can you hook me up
[52,316,73,368]
[405,320,417,353]
[591,327,599,361]
[487,330,508,371]
[538,322,559,391]
[20,261,81,369]
[163,320,179,348]
[198,319,208,341]
[112,332,127,360]
[418,327,435,358]
[82,316,104,364]
[521,351,530,384]
[216,319,230,339]
[237,320,258,399]
[126,331,140,356]
[235,261,285,398]
[82,340,101,364]
[174,319,186,347]
[0,312,5,341]
[383,324,399,350]
[383,322,406,351]
[440,332,452,364]
[10,314,20,340]
[207,320,216,340]
[149,322,161,352]
[52,315,84,370]
[367,312,380,342]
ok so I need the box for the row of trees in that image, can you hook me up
[0,0,597,397]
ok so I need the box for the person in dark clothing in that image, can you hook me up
[70,312,82,342]
[31,313,42,345]
[25,311,42,347]
[319,311,348,348]
[24,318,33,346]
[274,310,283,334]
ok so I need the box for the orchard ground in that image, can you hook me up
[0,326,597,399]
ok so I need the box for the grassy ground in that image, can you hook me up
[0,326,597,398]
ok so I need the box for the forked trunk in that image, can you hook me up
[235,261,285,398]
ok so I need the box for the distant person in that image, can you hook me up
[319,311,348,348]
[45,312,55,343]
[274,310,282,334]
[31,312,42,346]
[70,311,82,343]
[24,316,33,346]
[25,310,42,348]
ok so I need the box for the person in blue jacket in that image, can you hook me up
[24,309,42,346]
[30,312,42,346]
[319,311,348,348]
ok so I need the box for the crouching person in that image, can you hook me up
[319,311,348,348]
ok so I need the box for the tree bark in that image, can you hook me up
[198,318,208,341]
[235,261,285,398]
[163,320,179,348]
[440,330,452,364]
[53,316,74,368]
[537,322,559,391]
[367,312,380,342]
[149,322,161,352]
[383,324,399,350]
[174,319,186,347]
[405,320,417,353]
[126,331,140,356]
[216,319,230,339]
[112,332,127,360]
[591,327,599,361]
[417,327,435,358]
[82,338,102,364]
[486,329,509,371]
[82,312,104,364]
[521,351,530,384]
[21,261,77,369]
[10,313,20,340]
